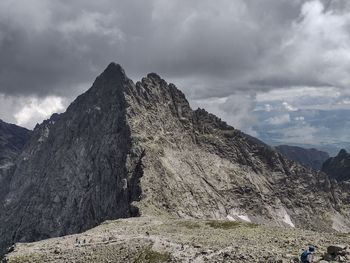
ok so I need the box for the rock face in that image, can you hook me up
[276,145,329,170]
[1,63,350,256]
[322,149,350,181]
[0,120,31,209]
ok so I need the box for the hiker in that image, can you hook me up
[300,246,315,263]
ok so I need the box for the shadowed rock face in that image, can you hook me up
[322,149,350,181]
[0,63,143,255]
[0,120,31,211]
[1,63,350,256]
[0,120,30,167]
[276,145,330,170]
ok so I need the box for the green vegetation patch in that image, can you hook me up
[178,221,201,229]
[7,254,44,263]
[336,232,350,238]
[206,220,258,230]
[206,220,241,229]
[135,246,172,263]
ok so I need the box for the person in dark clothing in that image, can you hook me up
[300,246,315,263]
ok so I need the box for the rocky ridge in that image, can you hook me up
[276,145,329,170]
[1,63,350,257]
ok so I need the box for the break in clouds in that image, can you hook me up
[0,0,350,153]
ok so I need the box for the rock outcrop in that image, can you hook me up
[1,63,350,256]
[322,149,350,181]
[276,145,329,170]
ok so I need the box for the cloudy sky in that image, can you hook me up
[0,0,350,154]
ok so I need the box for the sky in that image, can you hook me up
[0,0,350,154]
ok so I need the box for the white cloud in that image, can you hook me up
[256,86,340,102]
[294,116,305,121]
[255,85,350,112]
[282,102,298,111]
[276,124,319,145]
[267,114,291,125]
[190,92,257,134]
[338,99,350,105]
[276,0,350,88]
[264,104,273,112]
[14,96,65,128]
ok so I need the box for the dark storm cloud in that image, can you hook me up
[0,0,313,98]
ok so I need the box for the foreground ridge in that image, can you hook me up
[5,217,350,263]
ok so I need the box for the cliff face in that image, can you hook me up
[125,73,347,232]
[276,145,329,170]
[322,149,350,181]
[1,63,349,256]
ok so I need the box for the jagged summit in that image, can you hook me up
[146,72,162,81]
[1,63,350,256]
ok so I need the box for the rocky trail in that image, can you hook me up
[4,216,350,262]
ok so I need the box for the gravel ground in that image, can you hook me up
[4,216,350,263]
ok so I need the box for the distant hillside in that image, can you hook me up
[322,149,350,181]
[0,120,31,217]
[275,145,329,170]
[0,119,31,167]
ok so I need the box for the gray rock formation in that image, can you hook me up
[322,149,350,181]
[0,120,31,210]
[276,145,329,170]
[1,63,350,256]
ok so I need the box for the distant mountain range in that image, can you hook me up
[275,145,329,170]
[253,108,350,157]
[1,63,350,257]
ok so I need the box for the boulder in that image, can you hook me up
[327,245,347,256]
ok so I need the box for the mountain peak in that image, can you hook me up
[146,72,162,81]
[99,62,126,80]
[338,149,348,157]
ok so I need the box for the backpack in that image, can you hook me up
[300,250,311,263]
